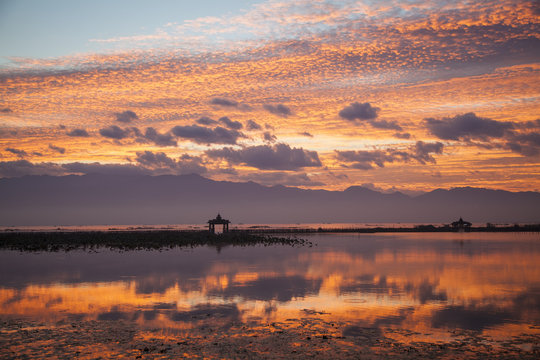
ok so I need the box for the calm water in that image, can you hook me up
[1,232,539,344]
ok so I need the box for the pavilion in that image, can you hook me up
[451,217,472,231]
[208,213,230,233]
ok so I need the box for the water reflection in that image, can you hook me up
[1,232,539,343]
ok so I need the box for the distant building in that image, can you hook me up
[208,213,230,233]
[451,217,472,231]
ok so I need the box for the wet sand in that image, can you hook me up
[2,315,539,359]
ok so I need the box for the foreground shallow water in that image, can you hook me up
[1,232,539,358]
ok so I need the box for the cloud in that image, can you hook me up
[218,116,243,130]
[115,110,138,123]
[143,127,177,147]
[0,108,13,113]
[135,151,176,168]
[176,154,207,175]
[360,183,405,195]
[206,143,322,170]
[246,119,262,131]
[0,160,65,177]
[171,125,243,145]
[425,112,513,141]
[99,125,132,140]
[336,141,444,169]
[100,126,175,146]
[210,97,238,107]
[194,116,243,130]
[196,116,218,126]
[412,141,444,164]
[1,1,538,190]
[505,132,540,156]
[97,122,239,147]
[48,144,66,154]
[394,132,411,139]
[240,172,324,187]
[370,119,402,131]
[518,119,540,130]
[212,167,238,175]
[339,102,380,121]
[336,150,395,170]
[263,131,277,142]
[338,102,401,130]
[134,151,206,174]
[504,119,540,156]
[425,112,540,156]
[66,128,89,137]
[5,148,28,157]
[62,162,150,176]
[263,104,292,117]
[299,131,313,137]
[0,156,206,178]
[82,0,539,78]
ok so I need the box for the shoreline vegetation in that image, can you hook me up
[240,223,540,234]
[0,231,311,252]
[0,224,538,252]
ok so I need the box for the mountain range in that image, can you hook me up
[1,174,539,226]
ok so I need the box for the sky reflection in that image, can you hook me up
[1,232,539,343]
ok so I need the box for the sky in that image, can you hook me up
[1,0,539,193]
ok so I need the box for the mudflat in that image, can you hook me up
[2,315,539,359]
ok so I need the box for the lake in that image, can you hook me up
[1,231,539,358]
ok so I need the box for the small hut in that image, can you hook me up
[451,217,472,231]
[208,213,230,234]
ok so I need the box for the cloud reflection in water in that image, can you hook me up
[0,232,539,341]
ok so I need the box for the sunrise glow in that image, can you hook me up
[1,0,539,193]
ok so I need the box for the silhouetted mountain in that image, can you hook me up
[0,174,539,225]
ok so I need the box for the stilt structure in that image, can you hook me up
[208,213,230,234]
[451,217,472,231]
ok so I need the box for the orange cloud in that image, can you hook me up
[1,0,539,190]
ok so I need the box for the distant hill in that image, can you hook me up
[0,174,539,226]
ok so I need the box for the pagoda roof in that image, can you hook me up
[208,213,230,224]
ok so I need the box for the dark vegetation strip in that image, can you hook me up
[235,224,540,234]
[0,231,311,252]
[1,224,538,252]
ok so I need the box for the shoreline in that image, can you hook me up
[1,226,538,251]
[2,224,539,235]
[237,224,540,234]
[0,231,310,252]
